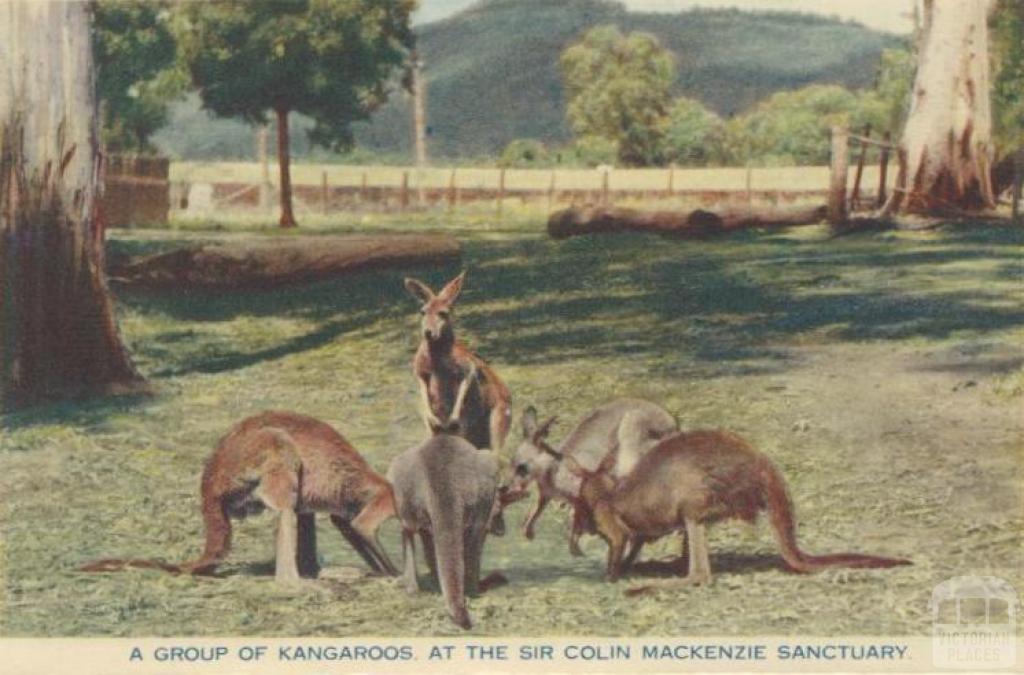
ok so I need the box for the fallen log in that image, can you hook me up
[547,204,827,239]
[109,233,461,290]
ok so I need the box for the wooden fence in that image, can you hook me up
[101,155,170,226]
[172,163,899,217]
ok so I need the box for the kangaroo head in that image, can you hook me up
[404,271,466,344]
[512,406,559,487]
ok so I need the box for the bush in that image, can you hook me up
[663,97,725,166]
[499,139,550,168]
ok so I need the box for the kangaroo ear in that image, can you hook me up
[522,406,538,438]
[436,270,466,304]
[404,277,434,304]
[535,415,558,440]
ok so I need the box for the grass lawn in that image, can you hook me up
[1,214,1021,637]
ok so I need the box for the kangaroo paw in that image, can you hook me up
[624,585,656,598]
[478,571,508,593]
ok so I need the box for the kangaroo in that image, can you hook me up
[81,411,397,582]
[387,434,510,629]
[404,271,512,452]
[512,399,678,557]
[548,429,911,592]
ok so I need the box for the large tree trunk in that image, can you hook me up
[897,0,997,213]
[0,2,144,410]
[275,107,297,228]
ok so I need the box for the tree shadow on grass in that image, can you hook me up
[117,259,463,378]
[109,224,1024,384]
[458,226,1024,377]
[1,392,155,433]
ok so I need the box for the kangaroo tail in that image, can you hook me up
[79,558,185,574]
[81,465,234,577]
[429,492,470,629]
[761,461,911,573]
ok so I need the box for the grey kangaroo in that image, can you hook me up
[511,399,678,557]
[387,434,511,629]
[404,271,512,452]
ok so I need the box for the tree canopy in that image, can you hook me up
[93,0,185,153]
[174,0,415,226]
[992,0,1024,155]
[663,97,724,166]
[560,26,675,167]
[174,0,415,150]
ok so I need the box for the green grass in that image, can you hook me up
[1,216,1021,637]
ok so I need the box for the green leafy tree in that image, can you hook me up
[992,0,1024,155]
[869,48,917,135]
[175,0,415,227]
[723,84,879,166]
[499,139,549,168]
[663,97,724,166]
[560,26,674,167]
[94,0,186,153]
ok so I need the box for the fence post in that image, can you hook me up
[602,168,610,205]
[850,124,871,211]
[257,126,269,211]
[497,167,506,219]
[321,171,328,214]
[1013,149,1022,226]
[828,125,849,225]
[667,165,675,198]
[547,171,556,211]
[877,132,891,208]
[401,170,410,211]
[745,164,753,216]
[447,168,457,212]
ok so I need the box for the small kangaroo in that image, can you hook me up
[387,434,510,629]
[549,429,911,591]
[404,271,512,452]
[512,399,678,557]
[81,411,398,581]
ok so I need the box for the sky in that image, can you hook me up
[414,0,916,35]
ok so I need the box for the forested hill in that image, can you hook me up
[155,0,904,161]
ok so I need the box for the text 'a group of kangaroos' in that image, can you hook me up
[80,271,911,630]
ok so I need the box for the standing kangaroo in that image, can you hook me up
[512,399,678,557]
[550,429,911,592]
[404,271,511,452]
[388,434,510,629]
[81,411,397,581]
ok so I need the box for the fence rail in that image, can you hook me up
[171,162,899,216]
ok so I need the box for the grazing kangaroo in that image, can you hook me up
[404,271,512,452]
[81,411,398,581]
[548,429,911,591]
[512,400,678,557]
[388,434,511,629]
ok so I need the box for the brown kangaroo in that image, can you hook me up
[550,429,911,592]
[404,271,511,452]
[80,411,398,581]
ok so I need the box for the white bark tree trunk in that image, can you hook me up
[0,2,142,409]
[897,0,997,212]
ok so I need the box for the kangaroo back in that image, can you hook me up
[559,399,677,476]
[760,459,911,572]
